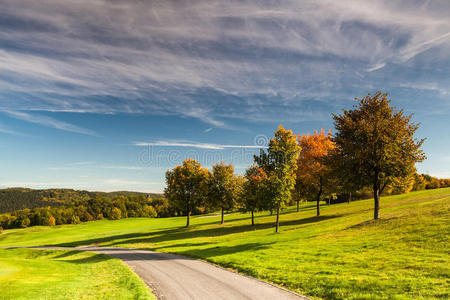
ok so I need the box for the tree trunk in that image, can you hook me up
[251,209,254,226]
[348,192,352,204]
[373,186,380,220]
[185,198,190,227]
[186,210,190,227]
[221,207,224,224]
[275,206,280,233]
[327,198,330,205]
[316,188,322,217]
[317,177,323,216]
[316,196,320,216]
[270,209,273,216]
[296,200,300,212]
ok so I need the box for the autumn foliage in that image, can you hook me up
[296,129,335,216]
[163,94,432,229]
[332,92,426,219]
[165,159,210,227]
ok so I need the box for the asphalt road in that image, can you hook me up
[50,246,309,300]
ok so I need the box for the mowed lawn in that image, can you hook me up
[0,248,154,300]
[1,188,449,299]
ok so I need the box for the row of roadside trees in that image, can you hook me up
[165,92,427,231]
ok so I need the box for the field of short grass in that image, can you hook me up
[0,248,154,300]
[1,188,449,299]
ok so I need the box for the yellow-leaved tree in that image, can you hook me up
[255,125,300,232]
[165,159,210,227]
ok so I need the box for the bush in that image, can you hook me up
[18,216,30,228]
[109,207,122,220]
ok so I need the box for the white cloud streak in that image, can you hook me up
[366,63,386,72]
[3,110,97,136]
[0,123,24,136]
[100,165,146,170]
[104,179,160,185]
[134,141,265,150]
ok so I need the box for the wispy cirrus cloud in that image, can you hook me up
[100,165,145,170]
[366,63,386,72]
[134,140,265,150]
[104,179,160,186]
[3,110,97,136]
[0,0,449,126]
[47,163,145,171]
[0,123,24,136]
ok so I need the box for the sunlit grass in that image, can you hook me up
[0,248,154,299]
[1,188,449,299]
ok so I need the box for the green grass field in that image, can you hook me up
[1,188,449,299]
[0,248,154,300]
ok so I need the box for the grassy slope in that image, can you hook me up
[0,248,154,300]
[0,188,449,299]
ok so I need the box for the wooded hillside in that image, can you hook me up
[0,188,163,213]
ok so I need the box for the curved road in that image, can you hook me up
[38,246,309,300]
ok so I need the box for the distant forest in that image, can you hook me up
[0,188,171,230]
[0,188,163,213]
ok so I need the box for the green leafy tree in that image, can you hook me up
[241,165,268,226]
[332,92,425,219]
[165,159,210,227]
[412,173,426,191]
[255,125,300,232]
[208,162,240,224]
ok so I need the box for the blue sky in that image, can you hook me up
[0,0,449,192]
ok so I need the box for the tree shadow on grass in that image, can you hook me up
[177,242,276,259]
[111,214,342,246]
[52,250,82,259]
[52,214,341,249]
[87,242,275,262]
[344,216,402,230]
[60,253,112,264]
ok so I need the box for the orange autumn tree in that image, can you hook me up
[296,129,335,216]
[48,216,56,226]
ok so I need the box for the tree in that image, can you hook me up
[48,216,56,226]
[296,129,335,216]
[110,207,122,220]
[332,92,425,219]
[165,159,210,227]
[208,162,239,224]
[17,215,30,228]
[241,165,268,226]
[255,125,300,232]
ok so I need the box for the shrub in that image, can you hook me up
[109,207,122,220]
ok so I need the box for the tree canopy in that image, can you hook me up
[164,159,210,227]
[208,162,241,224]
[255,125,300,232]
[331,92,425,219]
[296,129,335,216]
